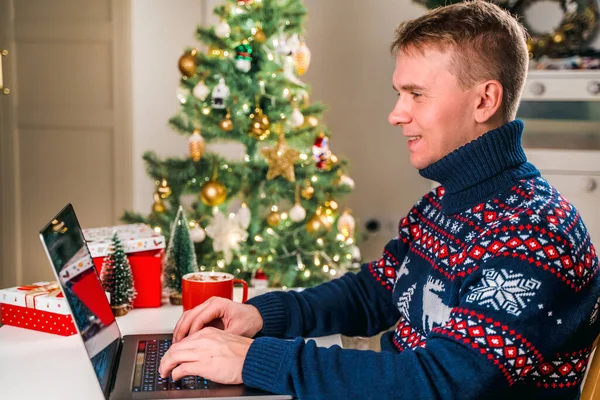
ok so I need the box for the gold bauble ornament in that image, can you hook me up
[306,208,331,234]
[306,214,323,234]
[189,129,205,162]
[200,180,227,206]
[178,49,197,77]
[248,100,271,140]
[266,209,281,227]
[253,27,266,43]
[301,182,315,200]
[219,110,233,131]
[152,192,166,213]
[261,130,300,182]
[157,178,172,199]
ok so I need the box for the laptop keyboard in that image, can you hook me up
[132,339,209,392]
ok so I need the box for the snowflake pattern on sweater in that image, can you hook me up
[368,177,599,393]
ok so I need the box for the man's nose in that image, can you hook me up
[388,105,411,126]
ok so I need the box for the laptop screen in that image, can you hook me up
[39,204,121,397]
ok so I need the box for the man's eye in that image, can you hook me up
[411,92,422,98]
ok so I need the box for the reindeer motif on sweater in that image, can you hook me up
[422,276,452,333]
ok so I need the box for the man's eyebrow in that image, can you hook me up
[393,84,428,92]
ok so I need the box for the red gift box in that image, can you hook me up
[83,224,165,308]
[0,282,77,336]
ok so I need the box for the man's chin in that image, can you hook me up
[409,155,431,170]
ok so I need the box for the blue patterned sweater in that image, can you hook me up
[243,120,600,399]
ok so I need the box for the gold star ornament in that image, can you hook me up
[261,132,300,182]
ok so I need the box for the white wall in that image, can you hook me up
[302,0,431,260]
[131,0,205,213]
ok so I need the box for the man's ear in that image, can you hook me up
[474,80,503,123]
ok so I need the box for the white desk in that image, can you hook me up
[0,292,342,400]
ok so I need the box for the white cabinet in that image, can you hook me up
[526,149,600,244]
[522,70,600,102]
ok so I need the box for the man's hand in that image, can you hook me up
[172,297,263,343]
[158,327,252,384]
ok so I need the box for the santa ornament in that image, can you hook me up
[312,132,331,170]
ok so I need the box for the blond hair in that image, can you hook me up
[390,0,529,121]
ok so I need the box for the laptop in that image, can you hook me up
[39,203,291,400]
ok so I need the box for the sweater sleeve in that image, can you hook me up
[245,237,408,338]
[241,254,600,399]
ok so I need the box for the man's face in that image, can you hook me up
[389,47,479,170]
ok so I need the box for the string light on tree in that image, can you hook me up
[157,178,172,199]
[176,87,189,104]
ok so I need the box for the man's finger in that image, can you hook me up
[173,298,218,342]
[173,301,212,342]
[159,348,202,378]
[183,300,226,338]
[172,310,191,343]
[171,361,207,382]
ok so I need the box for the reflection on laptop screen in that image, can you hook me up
[39,204,121,396]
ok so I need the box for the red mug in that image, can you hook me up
[181,272,248,311]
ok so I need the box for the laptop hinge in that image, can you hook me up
[105,338,124,400]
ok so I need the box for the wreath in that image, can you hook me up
[502,0,599,59]
[412,0,599,60]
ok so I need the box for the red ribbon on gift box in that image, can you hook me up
[17,282,63,309]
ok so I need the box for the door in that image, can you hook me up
[0,0,132,288]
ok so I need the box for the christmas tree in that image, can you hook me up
[100,232,136,316]
[164,206,199,304]
[122,0,359,288]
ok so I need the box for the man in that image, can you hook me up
[159,1,600,398]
